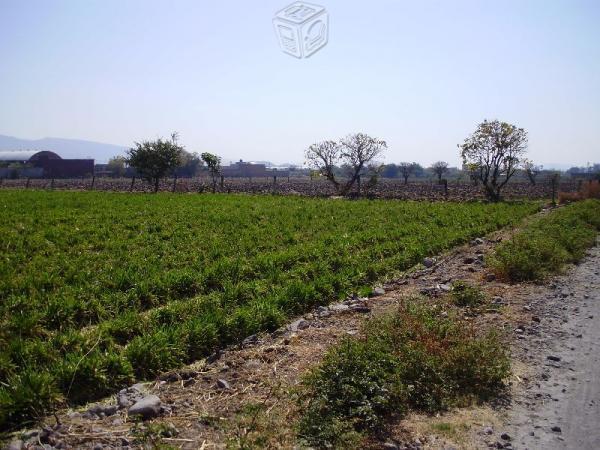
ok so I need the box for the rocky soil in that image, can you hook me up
[3,231,598,450]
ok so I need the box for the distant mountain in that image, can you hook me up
[0,135,128,163]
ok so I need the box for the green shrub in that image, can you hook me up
[299,338,406,448]
[450,281,485,307]
[299,299,510,447]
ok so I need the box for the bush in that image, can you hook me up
[299,338,406,448]
[299,299,510,447]
[450,281,485,307]
[491,200,600,281]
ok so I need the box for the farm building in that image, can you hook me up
[221,160,289,178]
[0,150,94,178]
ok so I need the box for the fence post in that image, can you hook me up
[91,176,95,190]
[26,178,30,189]
[172,175,177,193]
[273,175,277,185]
[220,175,224,188]
[130,176,136,191]
[51,178,55,189]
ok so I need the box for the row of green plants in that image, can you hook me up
[490,199,600,281]
[298,294,509,448]
[0,191,538,429]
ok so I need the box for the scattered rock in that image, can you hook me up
[485,273,496,282]
[128,395,162,419]
[288,318,310,332]
[551,426,562,433]
[547,355,561,362]
[423,257,435,268]
[372,287,385,297]
[483,426,494,435]
[350,305,371,313]
[438,283,452,293]
[86,403,118,418]
[216,379,231,390]
[500,432,511,441]
[463,257,475,264]
[242,334,258,346]
[329,303,350,312]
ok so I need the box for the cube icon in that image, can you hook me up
[273,2,329,58]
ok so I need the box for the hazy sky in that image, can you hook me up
[1,0,599,166]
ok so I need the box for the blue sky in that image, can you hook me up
[1,0,599,166]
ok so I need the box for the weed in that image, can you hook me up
[491,200,600,281]
[450,281,485,307]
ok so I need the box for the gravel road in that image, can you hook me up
[505,243,600,450]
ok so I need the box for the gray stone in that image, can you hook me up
[289,318,310,332]
[87,403,118,417]
[423,257,435,268]
[483,426,494,435]
[128,395,162,419]
[551,426,562,433]
[329,303,350,312]
[439,283,452,293]
[547,355,561,362]
[486,273,496,282]
[216,378,231,390]
[372,287,385,296]
[500,432,511,441]
[242,334,258,346]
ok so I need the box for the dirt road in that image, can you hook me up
[504,243,600,450]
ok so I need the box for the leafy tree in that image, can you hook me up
[305,133,387,195]
[127,133,184,193]
[107,156,127,177]
[381,164,399,179]
[177,151,203,177]
[522,160,543,186]
[430,161,449,183]
[201,152,221,192]
[398,162,417,185]
[459,120,528,202]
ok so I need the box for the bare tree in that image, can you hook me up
[305,140,341,190]
[459,120,528,202]
[305,133,387,195]
[398,162,415,185]
[339,133,387,194]
[430,161,449,183]
[523,160,543,186]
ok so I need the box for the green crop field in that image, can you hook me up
[0,191,539,429]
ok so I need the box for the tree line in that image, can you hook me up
[120,120,594,201]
